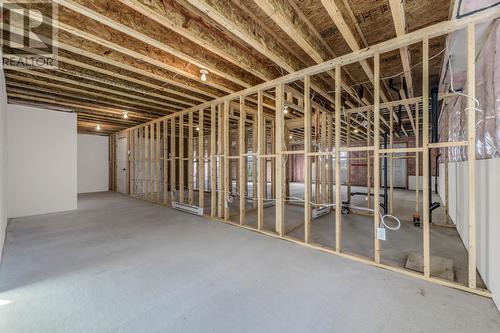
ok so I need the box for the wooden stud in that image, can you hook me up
[239,96,246,225]
[466,22,477,288]
[145,124,150,201]
[373,52,381,264]
[275,83,285,236]
[304,75,312,243]
[171,117,176,202]
[334,65,342,252]
[327,112,333,203]
[422,37,430,278]
[223,100,230,221]
[188,113,194,204]
[199,108,205,208]
[211,104,217,217]
[156,122,161,201]
[257,90,265,231]
[252,114,258,209]
[217,104,223,218]
[179,115,185,203]
[163,120,168,204]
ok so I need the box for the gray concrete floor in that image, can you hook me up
[0,192,499,332]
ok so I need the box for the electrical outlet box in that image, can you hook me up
[377,227,386,241]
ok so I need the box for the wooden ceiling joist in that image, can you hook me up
[57,0,259,89]
[320,0,408,135]
[118,0,280,81]
[6,82,169,118]
[3,65,186,111]
[6,89,156,121]
[5,73,179,114]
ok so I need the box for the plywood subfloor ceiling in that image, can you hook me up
[2,0,452,135]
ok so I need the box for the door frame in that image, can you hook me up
[116,135,128,194]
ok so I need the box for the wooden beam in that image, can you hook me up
[373,52,381,264]
[199,108,205,208]
[223,101,230,221]
[5,73,177,114]
[320,0,404,128]
[210,104,217,217]
[422,37,430,278]
[304,75,312,243]
[163,119,169,205]
[466,22,477,289]
[119,0,277,82]
[58,0,254,89]
[275,83,285,236]
[3,65,186,111]
[116,9,500,135]
[188,113,194,204]
[389,0,415,98]
[239,96,246,225]
[170,117,176,201]
[257,91,265,231]
[334,65,341,252]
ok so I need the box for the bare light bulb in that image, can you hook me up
[354,128,359,133]
[123,112,128,119]
[200,69,209,82]
[196,126,200,131]
[96,124,101,131]
[283,105,288,114]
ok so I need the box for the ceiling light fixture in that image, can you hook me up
[96,124,101,131]
[283,105,289,114]
[354,127,359,133]
[289,134,293,139]
[200,69,209,82]
[196,126,200,131]
[123,112,128,119]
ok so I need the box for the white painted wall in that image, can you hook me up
[439,159,500,307]
[0,56,8,261]
[78,134,109,193]
[7,105,77,218]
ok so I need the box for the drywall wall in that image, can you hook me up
[0,56,7,261]
[78,134,109,193]
[7,105,77,218]
[439,158,500,307]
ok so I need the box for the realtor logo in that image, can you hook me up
[1,0,58,69]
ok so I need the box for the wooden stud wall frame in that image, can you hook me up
[111,9,500,298]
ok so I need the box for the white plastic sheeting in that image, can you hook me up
[439,18,500,160]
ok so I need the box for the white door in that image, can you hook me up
[116,137,128,194]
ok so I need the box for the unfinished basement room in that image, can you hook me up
[0,0,500,332]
